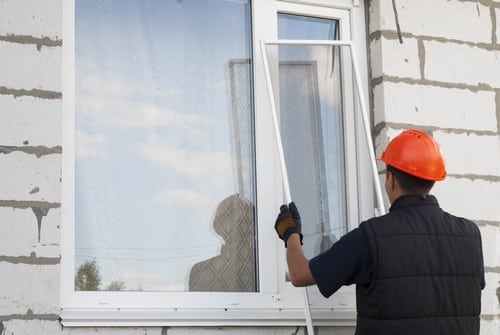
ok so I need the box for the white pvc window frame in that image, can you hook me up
[60,0,372,327]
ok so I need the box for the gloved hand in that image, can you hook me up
[274,202,303,247]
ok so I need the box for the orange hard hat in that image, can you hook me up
[379,129,447,181]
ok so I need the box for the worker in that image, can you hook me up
[275,129,485,335]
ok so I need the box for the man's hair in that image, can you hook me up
[386,165,435,194]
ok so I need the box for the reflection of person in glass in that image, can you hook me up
[275,129,485,335]
[189,194,255,292]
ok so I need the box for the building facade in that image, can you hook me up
[0,0,499,334]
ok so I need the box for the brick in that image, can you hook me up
[479,225,500,269]
[0,0,61,40]
[368,0,398,34]
[0,207,38,256]
[482,272,500,315]
[370,0,491,43]
[370,37,420,79]
[481,318,500,335]
[0,207,60,258]
[1,320,62,335]
[37,207,60,253]
[0,41,61,92]
[424,40,500,88]
[373,82,496,131]
[433,131,500,177]
[0,152,61,202]
[0,263,59,315]
[0,95,61,147]
[432,177,500,222]
[374,126,390,158]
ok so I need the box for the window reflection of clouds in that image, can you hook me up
[75,0,253,291]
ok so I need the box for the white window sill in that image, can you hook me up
[60,307,356,327]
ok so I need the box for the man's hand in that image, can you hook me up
[274,202,303,247]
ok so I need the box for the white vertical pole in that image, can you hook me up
[260,40,315,335]
[349,46,386,215]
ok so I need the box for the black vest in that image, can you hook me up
[356,195,483,335]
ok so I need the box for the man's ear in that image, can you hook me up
[386,169,396,192]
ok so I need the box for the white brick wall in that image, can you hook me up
[479,225,500,270]
[1,320,63,335]
[0,263,59,315]
[424,40,500,87]
[371,0,500,333]
[482,320,500,335]
[373,82,497,131]
[433,131,500,176]
[0,95,61,147]
[0,207,60,258]
[38,207,61,252]
[0,0,62,40]
[369,0,491,43]
[0,0,63,332]
[0,152,61,202]
[481,273,500,315]
[369,37,420,78]
[0,42,61,92]
[429,177,500,222]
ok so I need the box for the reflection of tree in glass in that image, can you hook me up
[75,260,126,291]
[106,280,126,291]
[75,259,101,291]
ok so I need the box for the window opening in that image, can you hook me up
[62,0,372,326]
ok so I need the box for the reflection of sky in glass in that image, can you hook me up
[278,13,337,40]
[75,0,253,291]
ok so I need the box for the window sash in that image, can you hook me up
[61,0,371,326]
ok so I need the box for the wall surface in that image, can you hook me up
[0,1,352,334]
[0,0,499,334]
[0,0,63,333]
[369,0,500,333]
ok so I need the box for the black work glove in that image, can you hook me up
[274,202,303,247]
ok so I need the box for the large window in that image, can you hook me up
[61,0,371,326]
[74,0,256,293]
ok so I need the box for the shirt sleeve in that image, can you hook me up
[309,227,373,298]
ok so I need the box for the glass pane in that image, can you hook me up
[75,0,256,292]
[277,14,347,259]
